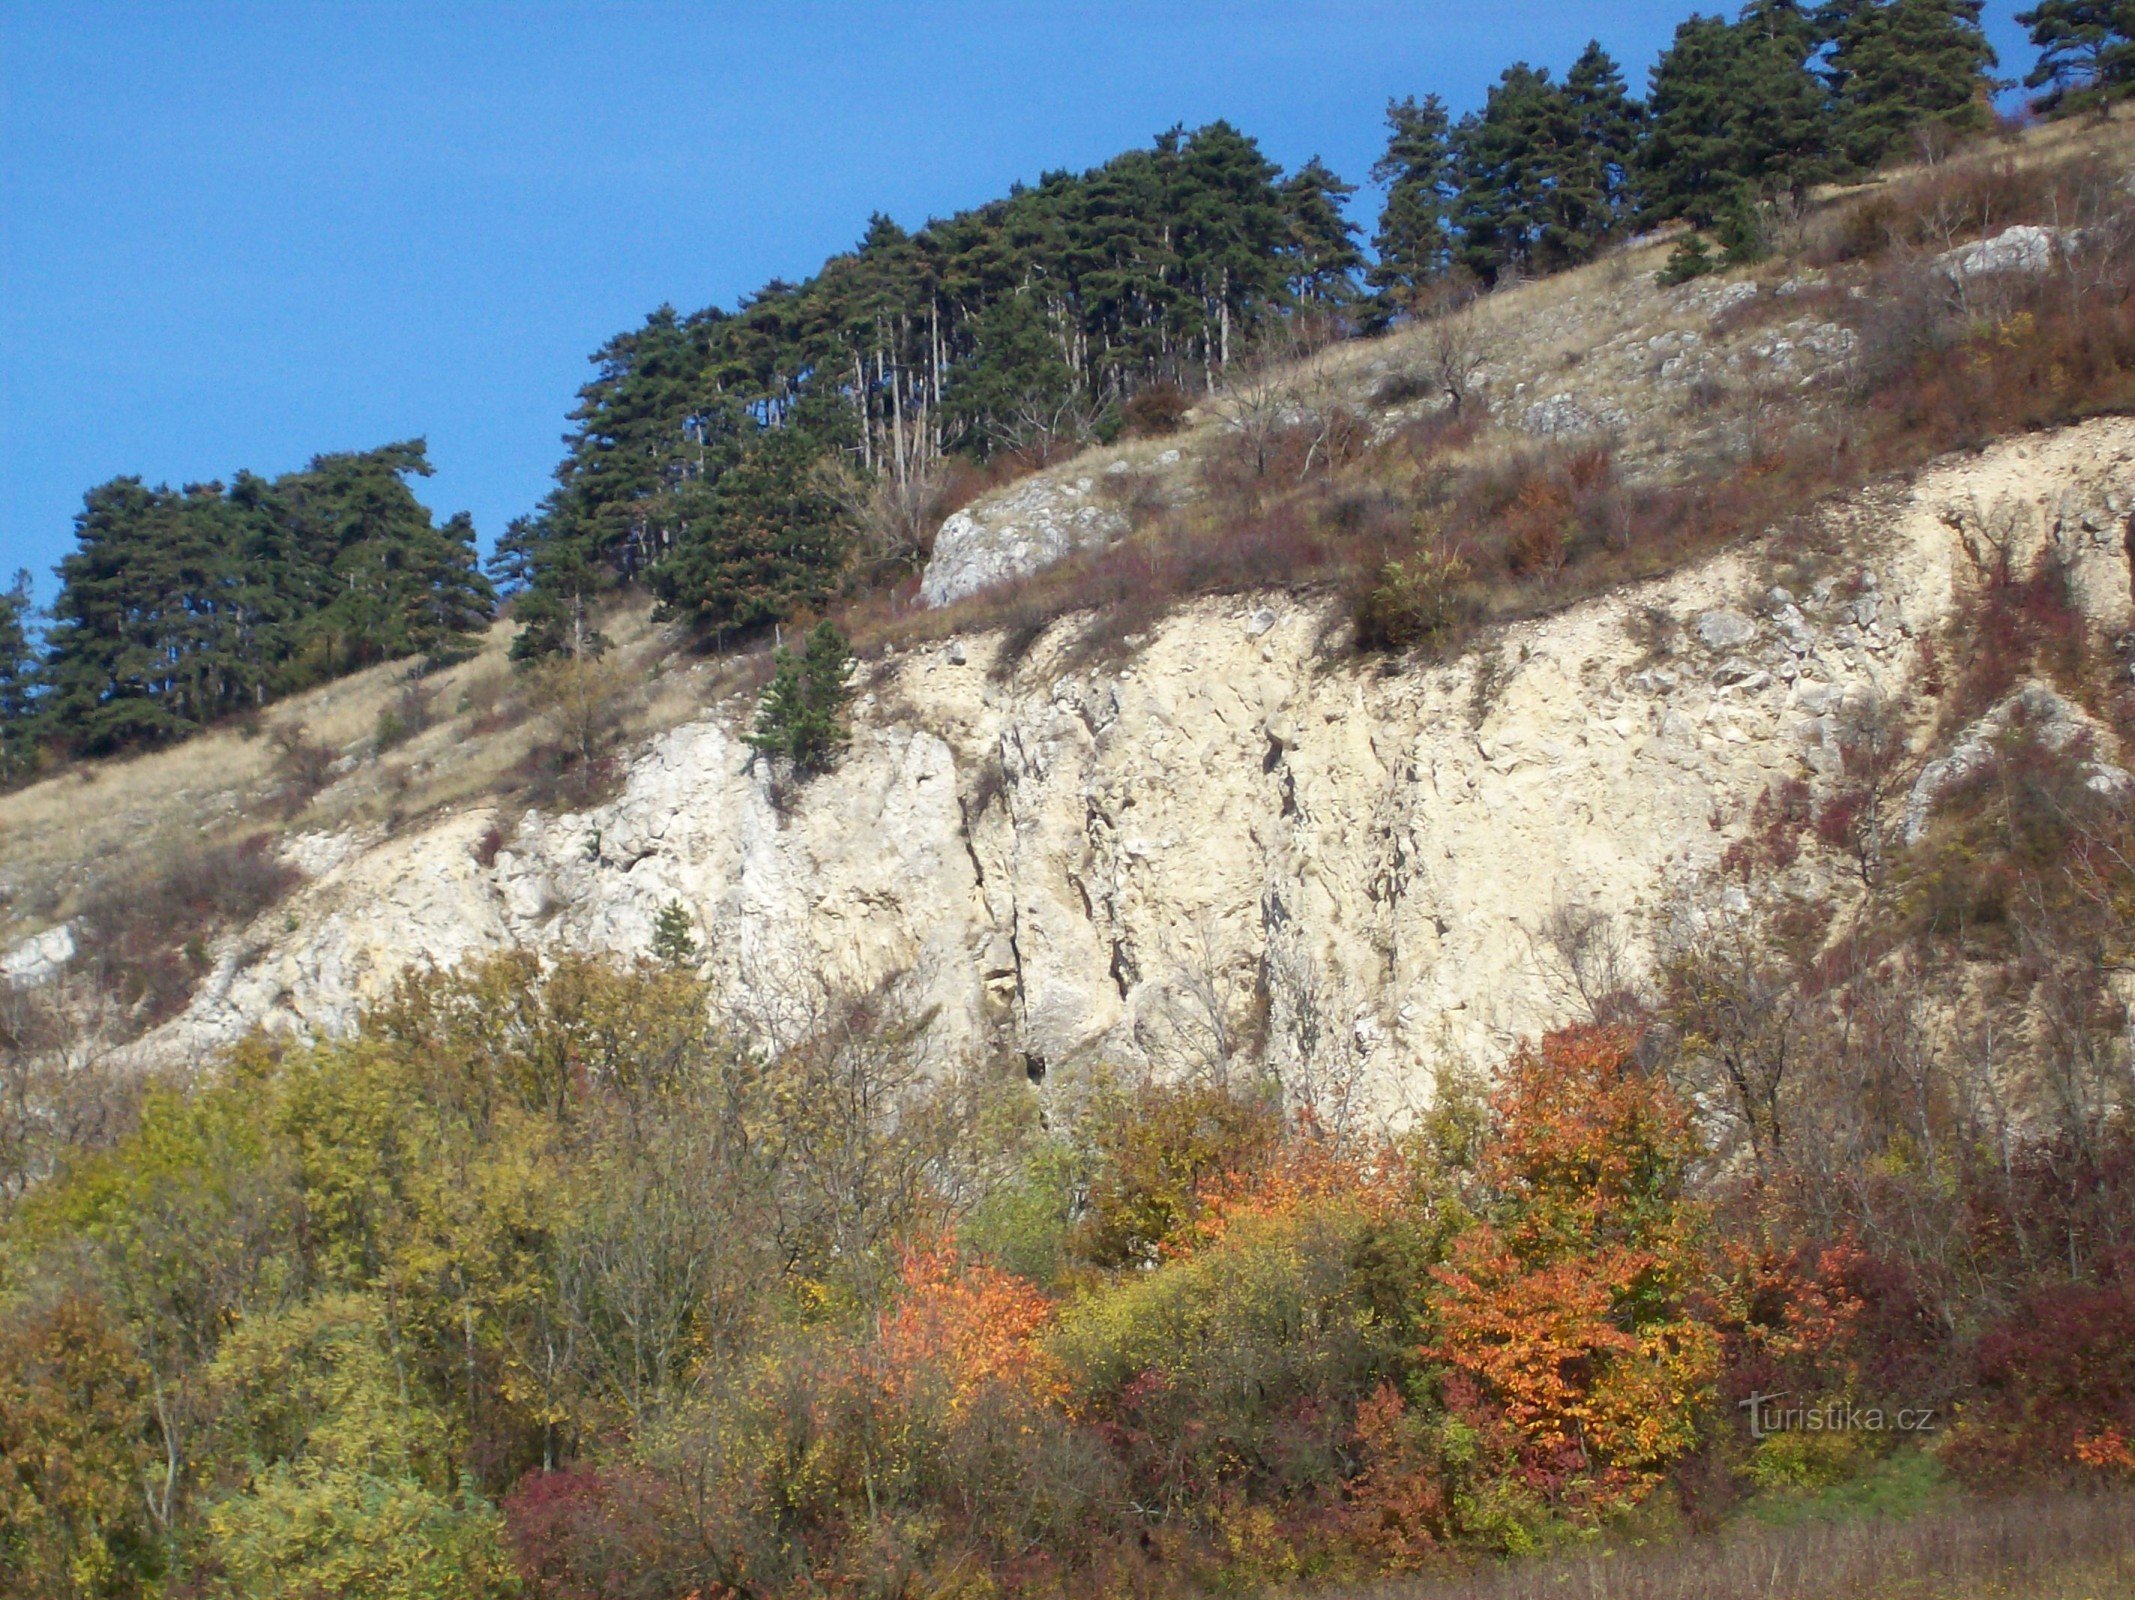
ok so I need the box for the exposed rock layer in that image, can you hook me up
[143,422,2135,1105]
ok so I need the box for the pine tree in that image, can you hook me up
[647,429,849,641]
[650,899,701,966]
[747,621,854,778]
[1826,0,1997,167]
[2016,1,2135,114]
[1561,42,1647,247]
[1277,157,1364,311]
[1451,66,1554,282]
[40,442,490,754]
[943,289,1087,461]
[0,570,40,784]
[1640,7,1833,226]
[1369,95,1458,308]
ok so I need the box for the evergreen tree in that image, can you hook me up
[39,443,490,755]
[1640,6,1834,226]
[1825,0,1997,167]
[2015,1,2135,113]
[506,122,1336,656]
[0,571,40,784]
[647,428,849,642]
[650,899,701,966]
[943,289,1087,461]
[1450,65,1570,282]
[1369,95,1458,306]
[1278,156,1365,310]
[747,620,854,778]
[1562,42,1647,244]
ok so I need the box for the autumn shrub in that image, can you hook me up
[502,1466,680,1600]
[1054,1197,1409,1511]
[0,1289,162,1600]
[1354,538,1479,653]
[1122,379,1193,437]
[200,1293,520,1600]
[1068,1075,1284,1268]
[1428,1027,1720,1521]
[1942,1265,2135,1484]
[266,720,338,813]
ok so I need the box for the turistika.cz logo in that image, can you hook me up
[1738,1391,1938,1440]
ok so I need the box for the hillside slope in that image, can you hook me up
[2,421,2107,1117]
[9,117,2135,1113]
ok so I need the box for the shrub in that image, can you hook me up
[267,721,337,812]
[1354,539,1477,654]
[1944,1270,2135,1484]
[0,1290,162,1600]
[1121,379,1192,437]
[72,833,302,1030]
[1068,1076,1284,1269]
[747,620,854,780]
[1429,1027,1719,1516]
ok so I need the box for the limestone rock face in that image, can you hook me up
[1937,223,2071,282]
[147,421,2135,1111]
[920,475,1129,606]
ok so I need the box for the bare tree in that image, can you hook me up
[1209,358,1299,481]
[1533,899,1642,1025]
[1260,928,1374,1146]
[1659,898,1811,1178]
[817,450,950,575]
[1147,910,1256,1085]
[1422,300,1491,420]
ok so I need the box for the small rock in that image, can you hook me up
[945,641,967,666]
[1694,608,1759,651]
[1245,607,1278,638]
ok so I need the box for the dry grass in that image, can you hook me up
[1326,1493,2135,1600]
[0,599,766,952]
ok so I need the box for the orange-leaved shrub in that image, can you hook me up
[1427,1027,1720,1516]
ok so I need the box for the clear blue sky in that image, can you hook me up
[0,2,2041,597]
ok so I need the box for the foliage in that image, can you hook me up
[1943,1269,2135,1482]
[35,442,490,757]
[2018,0,2135,113]
[1354,538,1477,652]
[0,1290,162,1599]
[1429,1027,1719,1520]
[746,620,854,779]
[200,1295,518,1599]
[1371,95,1460,306]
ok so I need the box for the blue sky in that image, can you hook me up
[0,2,2041,596]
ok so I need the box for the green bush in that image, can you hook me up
[746,621,854,779]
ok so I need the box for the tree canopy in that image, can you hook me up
[30,441,489,757]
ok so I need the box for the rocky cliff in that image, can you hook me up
[129,419,2135,1109]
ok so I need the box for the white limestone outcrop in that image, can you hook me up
[137,422,2135,1110]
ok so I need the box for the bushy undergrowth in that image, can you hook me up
[3,939,2128,1600]
[69,833,301,1033]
